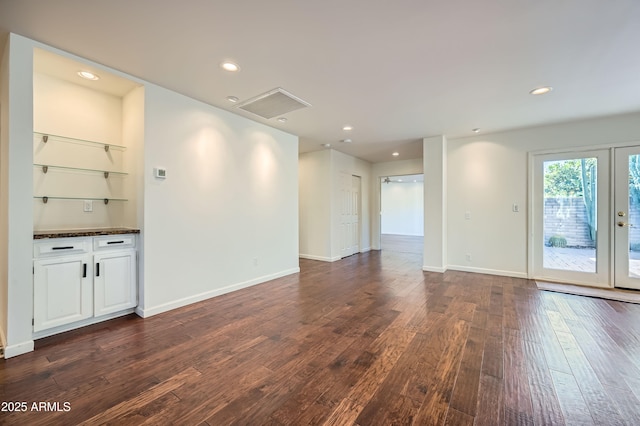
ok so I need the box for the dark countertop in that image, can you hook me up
[34,228,140,240]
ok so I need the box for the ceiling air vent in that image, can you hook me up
[237,87,311,119]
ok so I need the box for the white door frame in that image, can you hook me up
[529,142,640,289]
[613,146,640,290]
[530,149,611,288]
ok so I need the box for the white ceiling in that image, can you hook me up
[1,0,639,163]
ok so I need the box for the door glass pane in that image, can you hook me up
[628,155,640,278]
[543,158,597,273]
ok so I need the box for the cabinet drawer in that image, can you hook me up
[34,238,91,258]
[93,234,136,251]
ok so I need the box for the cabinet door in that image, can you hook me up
[94,250,137,317]
[34,255,93,332]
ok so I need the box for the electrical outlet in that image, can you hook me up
[83,200,93,212]
[466,254,472,262]
[512,203,520,212]
[465,211,471,220]
[253,257,258,267]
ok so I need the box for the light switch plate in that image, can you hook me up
[83,200,93,212]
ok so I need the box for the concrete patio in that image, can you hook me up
[544,246,640,277]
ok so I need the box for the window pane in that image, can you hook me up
[628,154,640,278]
[543,158,596,273]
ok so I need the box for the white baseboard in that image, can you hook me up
[299,254,341,262]
[447,265,528,279]
[137,267,300,318]
[360,247,372,253]
[4,340,35,359]
[423,265,447,273]
[32,309,136,341]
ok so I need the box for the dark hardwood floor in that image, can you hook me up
[2,249,640,425]
[381,234,423,254]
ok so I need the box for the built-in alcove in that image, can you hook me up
[32,48,143,231]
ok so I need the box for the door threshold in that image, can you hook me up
[536,280,640,304]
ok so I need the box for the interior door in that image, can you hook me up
[614,146,640,290]
[339,172,361,258]
[351,175,361,254]
[533,150,610,287]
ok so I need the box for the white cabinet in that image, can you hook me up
[94,249,137,317]
[33,234,137,335]
[33,253,92,332]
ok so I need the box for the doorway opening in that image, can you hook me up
[380,174,424,255]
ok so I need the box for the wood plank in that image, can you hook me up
[413,319,470,425]
[474,373,503,426]
[450,325,486,416]
[554,330,626,425]
[502,329,534,425]
[78,367,201,425]
[521,339,564,425]
[445,407,475,426]
[550,369,594,426]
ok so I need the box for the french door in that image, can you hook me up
[532,146,640,290]
[613,147,640,289]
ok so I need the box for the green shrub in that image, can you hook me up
[548,235,567,248]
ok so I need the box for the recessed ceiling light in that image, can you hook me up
[392,152,399,157]
[77,70,99,80]
[529,86,552,95]
[277,117,287,123]
[398,179,403,182]
[343,125,353,131]
[322,143,331,148]
[226,96,239,103]
[341,138,352,143]
[221,61,240,72]
[472,128,480,133]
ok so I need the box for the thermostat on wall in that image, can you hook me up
[154,167,167,179]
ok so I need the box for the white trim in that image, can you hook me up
[532,274,613,289]
[4,340,34,359]
[423,265,447,273]
[530,149,611,287]
[137,267,300,318]
[527,152,534,279]
[360,247,372,253]
[32,309,136,340]
[529,140,640,156]
[447,265,528,279]
[299,254,341,262]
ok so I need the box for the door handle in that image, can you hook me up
[617,221,634,227]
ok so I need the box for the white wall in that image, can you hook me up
[371,158,423,249]
[0,34,9,350]
[381,181,424,236]
[139,83,299,316]
[299,150,332,261]
[447,112,640,277]
[424,136,447,272]
[1,34,35,357]
[122,86,145,231]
